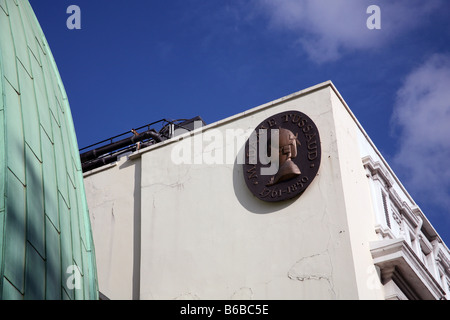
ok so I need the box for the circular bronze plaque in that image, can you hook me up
[243,110,321,202]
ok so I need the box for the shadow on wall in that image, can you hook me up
[118,158,141,300]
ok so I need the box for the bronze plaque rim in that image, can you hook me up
[243,110,321,202]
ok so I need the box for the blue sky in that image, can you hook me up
[29,0,450,245]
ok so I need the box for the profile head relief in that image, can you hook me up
[278,128,301,163]
[266,127,301,187]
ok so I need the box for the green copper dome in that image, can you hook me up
[0,1,98,299]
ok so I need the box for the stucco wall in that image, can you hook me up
[85,81,450,300]
[138,84,357,299]
[84,159,141,300]
[84,82,388,299]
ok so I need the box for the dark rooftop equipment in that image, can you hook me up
[79,117,206,172]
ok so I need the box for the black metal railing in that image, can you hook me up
[79,117,205,172]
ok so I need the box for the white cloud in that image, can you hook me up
[392,53,450,208]
[255,0,443,63]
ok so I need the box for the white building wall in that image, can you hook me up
[84,159,141,299]
[328,90,384,299]
[84,81,450,300]
[136,84,360,299]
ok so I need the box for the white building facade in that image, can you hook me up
[83,81,450,300]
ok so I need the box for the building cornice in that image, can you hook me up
[370,238,446,300]
[362,155,394,189]
[362,156,448,245]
